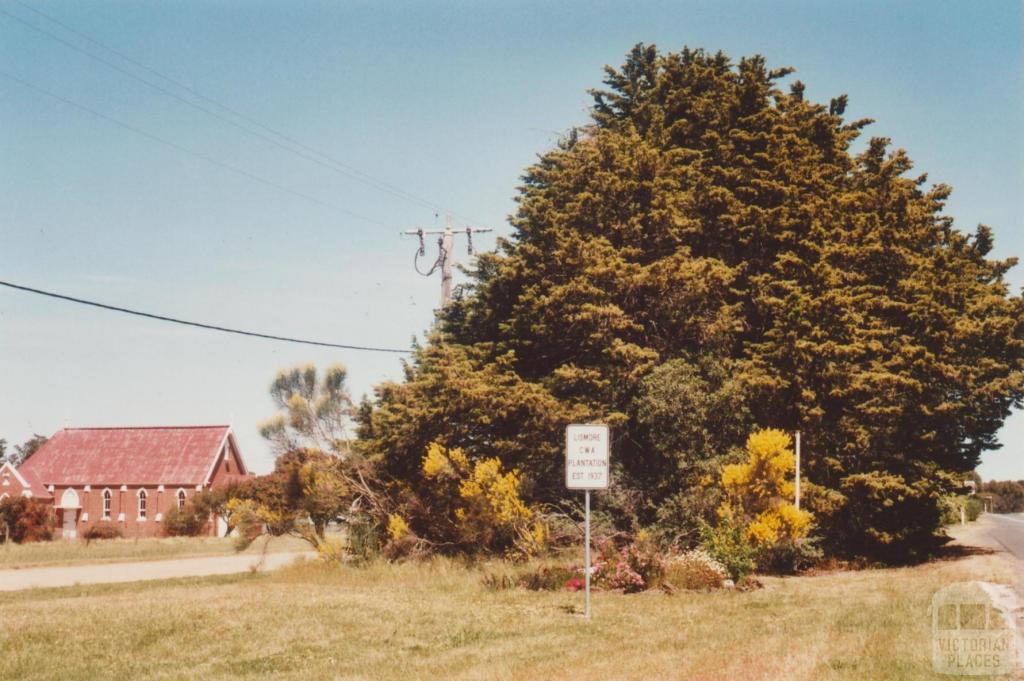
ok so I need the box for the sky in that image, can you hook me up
[1,0,1021,479]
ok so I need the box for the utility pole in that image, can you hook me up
[403,215,492,306]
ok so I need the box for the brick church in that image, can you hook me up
[0,425,250,539]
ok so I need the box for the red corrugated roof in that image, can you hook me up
[18,426,234,486]
[19,467,53,500]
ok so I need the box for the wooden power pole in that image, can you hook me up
[404,215,492,306]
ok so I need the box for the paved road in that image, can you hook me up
[0,550,316,592]
[980,514,1024,559]
[959,514,1024,585]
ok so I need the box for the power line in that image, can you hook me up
[0,279,411,354]
[4,4,474,223]
[0,69,390,227]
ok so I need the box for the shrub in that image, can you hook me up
[518,564,578,591]
[163,505,207,537]
[348,520,383,561]
[480,562,589,592]
[966,497,983,522]
[418,442,542,557]
[939,494,983,525]
[662,549,728,591]
[714,428,815,574]
[82,521,122,543]
[317,537,346,565]
[756,537,823,574]
[834,471,947,562]
[0,496,53,543]
[592,537,664,593]
[699,517,756,582]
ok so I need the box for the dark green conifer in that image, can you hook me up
[359,45,1023,559]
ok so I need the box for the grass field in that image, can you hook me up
[0,547,1014,681]
[0,534,310,569]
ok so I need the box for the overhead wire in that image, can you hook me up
[3,4,476,224]
[0,279,411,354]
[414,238,446,277]
[0,69,390,227]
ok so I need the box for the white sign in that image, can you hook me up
[565,423,610,490]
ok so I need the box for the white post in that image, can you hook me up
[795,430,801,511]
[960,505,965,526]
[584,489,591,619]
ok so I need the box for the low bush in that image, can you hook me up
[349,520,383,561]
[592,537,664,593]
[82,522,122,543]
[479,562,578,591]
[756,537,823,574]
[943,495,982,523]
[662,549,728,591]
[836,471,947,562]
[699,517,756,582]
[163,505,207,537]
[0,497,53,543]
[518,564,578,591]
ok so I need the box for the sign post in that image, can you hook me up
[566,423,610,619]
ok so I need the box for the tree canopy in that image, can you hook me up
[358,44,1023,558]
[0,435,47,467]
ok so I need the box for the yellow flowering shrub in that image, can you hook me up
[422,442,469,479]
[387,514,410,541]
[746,504,812,546]
[513,519,550,559]
[317,536,346,565]
[418,441,542,556]
[713,428,816,572]
[458,457,531,525]
[721,428,795,506]
[225,497,287,530]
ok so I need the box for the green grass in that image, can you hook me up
[0,549,1014,680]
[0,534,311,569]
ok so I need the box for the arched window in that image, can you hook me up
[137,489,147,519]
[102,489,112,519]
[176,489,187,510]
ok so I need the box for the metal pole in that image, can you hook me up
[795,430,801,511]
[584,489,591,619]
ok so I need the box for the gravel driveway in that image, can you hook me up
[0,550,316,591]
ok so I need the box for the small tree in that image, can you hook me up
[0,497,54,543]
[259,364,354,456]
[253,364,389,560]
[0,434,48,466]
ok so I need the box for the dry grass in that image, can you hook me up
[0,548,1015,681]
[0,534,310,569]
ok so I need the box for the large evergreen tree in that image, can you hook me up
[359,45,1023,559]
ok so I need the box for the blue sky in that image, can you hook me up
[1,0,1021,478]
